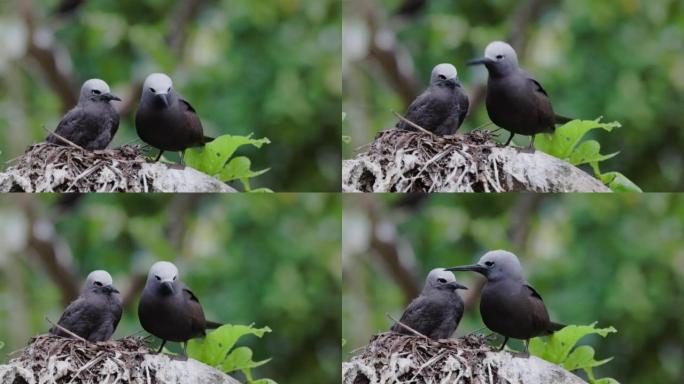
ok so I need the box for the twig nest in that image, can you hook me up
[342,332,587,384]
[0,143,236,192]
[0,335,241,384]
[342,130,611,192]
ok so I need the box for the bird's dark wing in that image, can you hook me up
[523,72,556,129]
[457,86,470,127]
[397,91,431,129]
[179,98,206,146]
[524,283,555,335]
[183,285,209,337]
[391,296,443,336]
[47,108,82,144]
[50,298,91,338]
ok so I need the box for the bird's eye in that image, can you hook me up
[149,88,156,93]
[437,278,447,283]
[92,89,101,95]
[173,276,177,280]
[167,87,171,92]
[484,261,495,267]
[155,275,161,281]
[496,55,504,60]
[438,74,446,80]
[94,281,103,286]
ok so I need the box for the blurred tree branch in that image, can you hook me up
[353,0,420,106]
[363,195,420,299]
[20,196,80,305]
[20,0,78,112]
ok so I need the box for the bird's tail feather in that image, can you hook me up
[206,320,223,329]
[554,114,573,124]
[545,322,566,334]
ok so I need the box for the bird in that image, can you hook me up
[138,261,222,355]
[446,250,564,353]
[396,63,470,136]
[467,41,572,147]
[135,73,213,162]
[46,79,121,150]
[49,270,122,342]
[391,268,467,340]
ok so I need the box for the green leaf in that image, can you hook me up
[221,346,271,372]
[249,188,274,193]
[568,140,618,167]
[185,134,270,177]
[0,341,4,351]
[219,156,270,184]
[534,118,620,159]
[342,135,351,144]
[187,324,272,368]
[599,172,643,192]
[591,378,620,384]
[529,322,616,364]
[562,345,613,371]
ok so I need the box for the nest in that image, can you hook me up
[1,143,148,192]
[342,129,610,192]
[7,335,151,383]
[343,332,498,384]
[0,143,235,193]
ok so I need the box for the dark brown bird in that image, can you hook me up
[50,270,122,342]
[46,79,120,150]
[391,268,467,340]
[135,73,212,161]
[396,63,469,136]
[138,261,222,355]
[446,250,564,353]
[468,41,571,147]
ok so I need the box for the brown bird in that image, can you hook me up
[138,261,222,355]
[446,250,564,353]
[135,73,212,161]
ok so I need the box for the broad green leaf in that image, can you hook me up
[599,172,643,192]
[219,156,270,183]
[529,322,616,364]
[568,140,618,167]
[187,324,272,367]
[185,134,270,177]
[562,345,613,371]
[221,346,271,372]
[534,118,620,159]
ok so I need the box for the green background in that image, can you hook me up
[343,194,684,384]
[0,0,341,192]
[0,194,341,384]
[343,0,684,191]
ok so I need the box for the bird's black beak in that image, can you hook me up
[467,57,492,66]
[160,281,174,294]
[446,264,488,276]
[156,93,169,108]
[104,93,121,102]
[447,282,468,291]
[446,78,457,87]
[104,285,120,294]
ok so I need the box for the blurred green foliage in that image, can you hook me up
[342,194,684,384]
[0,0,341,191]
[343,0,684,191]
[0,194,341,384]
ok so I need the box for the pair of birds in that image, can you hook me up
[392,250,564,353]
[49,261,221,355]
[46,73,211,161]
[397,41,571,146]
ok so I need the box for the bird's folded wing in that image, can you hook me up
[393,296,442,335]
